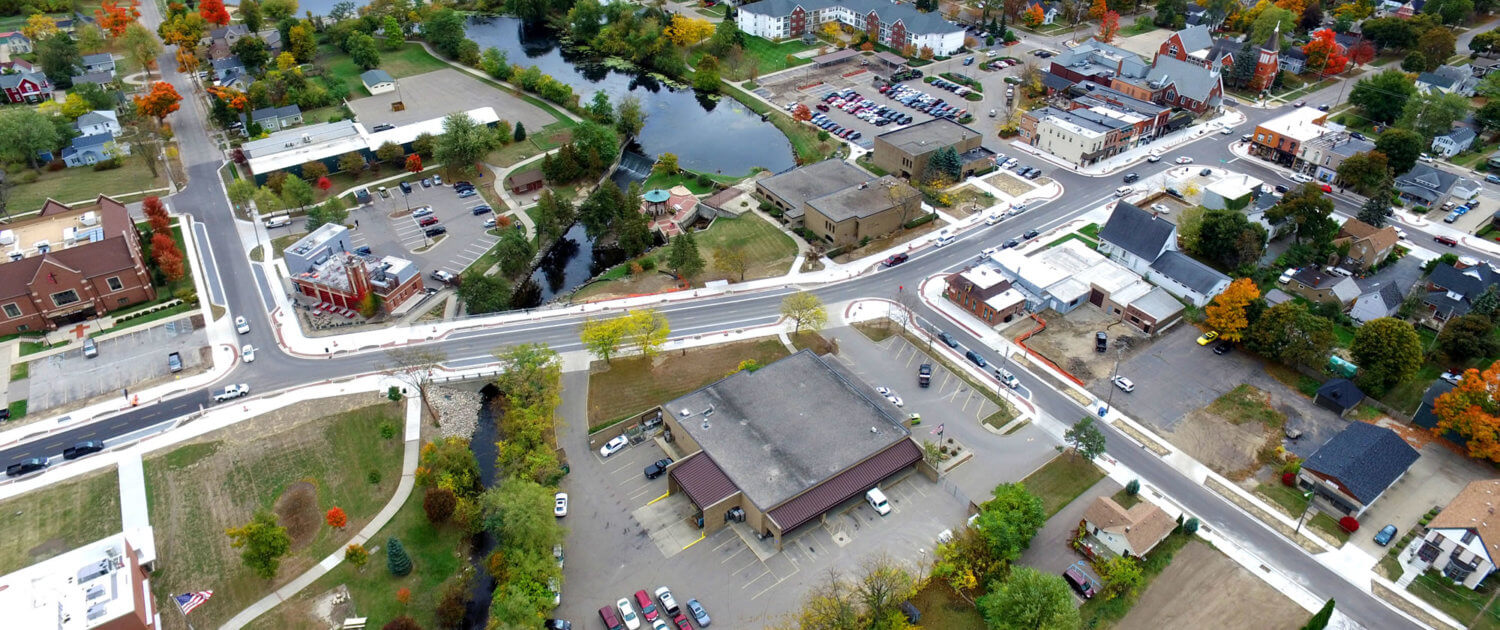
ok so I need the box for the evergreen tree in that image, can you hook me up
[1356,186,1394,228]
[514,122,526,142]
[667,232,705,280]
[1473,286,1500,318]
[926,146,961,183]
[1230,41,1257,89]
[1302,600,1335,630]
[387,537,412,576]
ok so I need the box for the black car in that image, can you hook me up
[543,620,572,630]
[1213,341,1233,355]
[965,350,987,368]
[424,226,448,237]
[371,123,395,132]
[399,181,413,194]
[471,205,493,215]
[1023,229,1039,239]
[1200,168,1212,177]
[63,441,105,459]
[1095,332,1107,353]
[1002,238,1019,249]
[644,458,674,480]
[354,246,373,256]
[1122,172,1139,183]
[6,457,47,477]
[884,252,909,266]
[938,332,959,348]
[1274,184,1288,194]
[453,180,474,190]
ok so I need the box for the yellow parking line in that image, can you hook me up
[681,532,706,550]
[646,492,670,506]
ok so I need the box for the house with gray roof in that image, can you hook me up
[200,23,250,47]
[43,132,127,168]
[1395,163,1462,209]
[1285,267,1361,306]
[1417,64,1478,96]
[1050,39,1152,88]
[1306,132,1375,184]
[1156,25,1235,70]
[70,70,115,87]
[1433,128,1477,159]
[1349,283,1405,324]
[1183,4,1227,28]
[1423,260,1500,326]
[1298,421,1418,517]
[0,31,31,54]
[1097,201,1230,306]
[247,105,303,132]
[75,110,120,137]
[81,53,114,75]
[1130,55,1224,113]
[360,69,395,94]
[211,56,252,90]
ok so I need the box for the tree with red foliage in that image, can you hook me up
[1338,516,1360,532]
[1098,10,1119,43]
[151,232,185,282]
[143,197,170,234]
[199,0,230,26]
[1349,40,1376,67]
[396,587,411,605]
[95,0,140,38]
[1302,29,1349,75]
[316,176,332,191]
[792,104,811,121]
[405,154,422,174]
[326,507,347,529]
[135,82,183,123]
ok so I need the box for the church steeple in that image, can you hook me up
[1250,25,1281,92]
[1263,24,1281,53]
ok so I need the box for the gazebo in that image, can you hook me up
[642,189,671,217]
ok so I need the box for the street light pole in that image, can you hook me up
[1293,491,1315,536]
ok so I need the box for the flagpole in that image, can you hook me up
[178,602,195,630]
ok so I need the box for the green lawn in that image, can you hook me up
[0,469,121,575]
[1407,571,1500,630]
[320,43,451,98]
[912,582,986,630]
[488,121,575,167]
[694,35,816,81]
[146,403,406,630]
[697,4,728,17]
[588,338,791,428]
[1206,384,1286,428]
[244,494,467,630]
[1045,232,1098,250]
[693,215,799,282]
[1255,482,1351,544]
[9,361,27,381]
[6,158,167,213]
[1021,454,1107,518]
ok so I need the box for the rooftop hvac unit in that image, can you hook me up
[8,251,22,262]
[0,229,13,246]
[86,604,107,621]
[34,240,50,254]
[85,584,105,601]
[79,211,98,226]
[62,227,76,245]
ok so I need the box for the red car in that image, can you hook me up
[884,252,909,266]
[1435,235,1458,247]
[671,613,692,630]
[1319,183,1333,193]
[816,103,829,111]
[634,590,659,622]
[419,216,439,227]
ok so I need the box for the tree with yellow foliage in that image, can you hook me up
[666,15,715,47]
[1205,277,1259,342]
[275,52,299,72]
[821,21,841,42]
[1022,3,1046,27]
[21,14,58,41]
[1434,360,1500,463]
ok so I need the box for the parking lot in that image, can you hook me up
[348,178,502,279]
[26,317,208,414]
[345,68,557,131]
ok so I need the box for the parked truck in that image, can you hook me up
[63,441,105,460]
[6,457,47,477]
[167,351,183,373]
[918,363,932,388]
[213,384,250,403]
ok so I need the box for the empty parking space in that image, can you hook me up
[349,179,500,279]
[27,318,209,414]
[345,68,556,131]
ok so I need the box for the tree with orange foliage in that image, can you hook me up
[96,0,141,38]
[1434,361,1500,463]
[1274,0,1308,13]
[199,0,230,26]
[1022,3,1046,27]
[143,196,170,234]
[326,507,347,529]
[792,104,812,121]
[150,232,185,282]
[1098,10,1119,43]
[1302,28,1349,75]
[135,82,183,123]
[1205,278,1260,342]
[208,86,248,111]
[1089,0,1107,21]
[1349,40,1375,67]
[405,154,422,173]
[175,48,200,73]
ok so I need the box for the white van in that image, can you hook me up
[934,229,957,247]
[866,488,892,515]
[264,215,291,229]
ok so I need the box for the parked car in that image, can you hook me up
[433,174,443,186]
[553,492,568,517]
[613,598,640,630]
[875,386,904,407]
[884,252,909,266]
[655,587,680,616]
[1095,331,1107,352]
[1435,235,1459,247]
[424,226,448,237]
[995,368,1020,389]
[634,590,660,622]
[644,458,673,480]
[457,189,478,199]
[1064,565,1098,598]
[1441,371,1463,385]
[63,441,105,459]
[167,351,183,373]
[685,599,711,627]
[1197,331,1219,345]
[1023,229,1039,239]
[419,216,440,227]
[544,620,573,630]
[965,350,987,367]
[354,246,373,256]
[5,458,47,477]
[213,384,250,403]
[1374,524,1398,546]
[421,178,432,188]
[599,605,625,630]
[865,487,892,515]
[1200,168,1212,177]
[669,614,691,630]
[412,206,434,217]
[599,435,628,457]
[1213,341,1233,355]
[82,337,97,358]
[399,181,413,194]
[431,269,456,284]
[1487,174,1500,184]
[938,332,959,348]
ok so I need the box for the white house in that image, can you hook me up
[1433,128,1478,158]
[361,69,395,95]
[75,110,120,137]
[1024,0,1062,25]
[1417,64,1478,97]
[736,0,967,57]
[1416,480,1500,589]
[1096,201,1231,307]
[1082,496,1177,558]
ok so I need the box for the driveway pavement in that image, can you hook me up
[27,318,209,413]
[1018,476,1119,586]
[1349,441,1486,555]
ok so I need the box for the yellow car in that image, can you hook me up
[1196,331,1219,346]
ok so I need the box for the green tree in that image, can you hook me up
[977,567,1081,630]
[232,35,271,71]
[1246,301,1335,367]
[1362,17,1417,50]
[421,9,469,59]
[338,152,366,177]
[376,141,405,164]
[782,291,827,332]
[1424,0,1473,24]
[514,122,527,142]
[382,15,404,50]
[1398,90,1471,139]
[1096,556,1144,599]
[494,227,536,276]
[1251,7,1297,44]
[693,54,722,92]
[667,231,705,280]
[533,189,575,243]
[1357,185,1395,227]
[240,0,264,32]
[1473,286,1500,318]
[226,510,291,579]
[1194,210,1267,269]
[1417,26,1456,71]
[433,112,498,175]
[1376,128,1424,174]
[252,186,283,214]
[1477,72,1500,99]
[927,146,962,183]
[568,0,606,41]
[1476,101,1500,135]
[975,483,1046,564]
[1064,417,1106,461]
[480,477,566,555]
[1229,40,1257,89]
[1337,151,1391,196]
[261,0,297,21]
[280,175,316,210]
[227,178,257,209]
[1303,600,1336,630]
[1352,317,1423,395]
[121,23,163,78]
[386,536,413,576]
[0,108,61,168]
[304,199,348,231]
[654,152,680,176]
[1267,184,1337,248]
[579,315,630,363]
[481,47,510,78]
[1438,315,1499,363]
[37,33,82,87]
[456,271,511,314]
[588,91,613,123]
[616,94,645,137]
[625,309,671,357]
[346,32,381,69]
[288,21,317,63]
[714,248,748,282]
[1401,50,1428,72]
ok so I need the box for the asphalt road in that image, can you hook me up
[5,6,1470,625]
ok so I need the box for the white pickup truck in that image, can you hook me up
[213,384,250,403]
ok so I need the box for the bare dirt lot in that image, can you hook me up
[1116,540,1307,630]
[985,172,1036,196]
[1163,384,1285,480]
[1017,308,1148,383]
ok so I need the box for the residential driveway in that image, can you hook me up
[1349,439,1487,555]
[345,68,555,131]
[831,325,1056,501]
[348,180,501,278]
[1018,477,1120,577]
[1354,254,1423,298]
[1103,325,1341,458]
[27,317,208,413]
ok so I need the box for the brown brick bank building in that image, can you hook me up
[660,350,922,548]
[0,195,156,335]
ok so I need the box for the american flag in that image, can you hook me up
[174,591,213,615]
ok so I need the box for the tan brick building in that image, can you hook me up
[0,195,156,335]
[803,176,922,248]
[872,118,993,181]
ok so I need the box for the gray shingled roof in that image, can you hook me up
[1175,25,1214,54]
[1395,163,1459,204]
[1350,283,1404,323]
[1303,421,1418,504]
[1099,201,1174,262]
[360,69,394,85]
[1151,250,1230,294]
[1143,56,1222,102]
[1440,128,1477,146]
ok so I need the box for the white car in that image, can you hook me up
[1441,371,1463,385]
[1174,156,1193,164]
[1115,185,1134,196]
[600,435,628,457]
[985,212,1003,225]
[1150,203,1172,214]
[655,586,680,616]
[548,578,560,607]
[1290,172,1313,184]
[1278,268,1296,284]
[241,344,255,363]
[650,620,670,630]
[553,492,568,517]
[483,218,497,229]
[617,598,642,630]
[875,386,904,407]
[995,368,1020,389]
[1220,127,1233,135]
[1147,153,1161,162]
[235,316,250,334]
[1003,158,1019,168]
[866,488,892,515]
[1395,227,1408,241]
[1111,375,1135,392]
[1420,153,1435,162]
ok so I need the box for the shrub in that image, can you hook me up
[382,616,422,630]
[629,261,644,275]
[639,257,656,271]
[396,587,411,604]
[903,213,937,229]
[1183,517,1200,534]
[368,469,382,484]
[1125,479,1140,496]
[344,543,369,567]
[46,159,64,171]
[1338,516,1360,533]
[423,487,457,523]
[387,387,402,401]
[387,537,413,576]
[380,421,397,438]
[434,574,470,627]
[16,170,38,184]
[1282,471,1296,486]
[695,172,711,187]
[91,158,123,171]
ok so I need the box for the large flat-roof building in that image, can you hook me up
[244,107,500,184]
[0,529,160,630]
[754,160,921,247]
[755,159,872,224]
[1250,106,1332,168]
[736,0,967,57]
[286,224,425,314]
[872,118,993,181]
[0,195,156,335]
[664,350,922,548]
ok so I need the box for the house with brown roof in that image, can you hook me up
[1334,218,1399,272]
[944,263,1026,326]
[1416,480,1500,588]
[0,195,156,335]
[1082,496,1178,558]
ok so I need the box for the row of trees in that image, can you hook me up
[142,197,186,284]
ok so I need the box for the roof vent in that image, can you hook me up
[870,427,878,433]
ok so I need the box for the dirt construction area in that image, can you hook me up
[1010,308,1149,383]
[145,394,406,630]
[1116,540,1307,630]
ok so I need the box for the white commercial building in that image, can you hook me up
[0,529,160,630]
[737,0,966,57]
